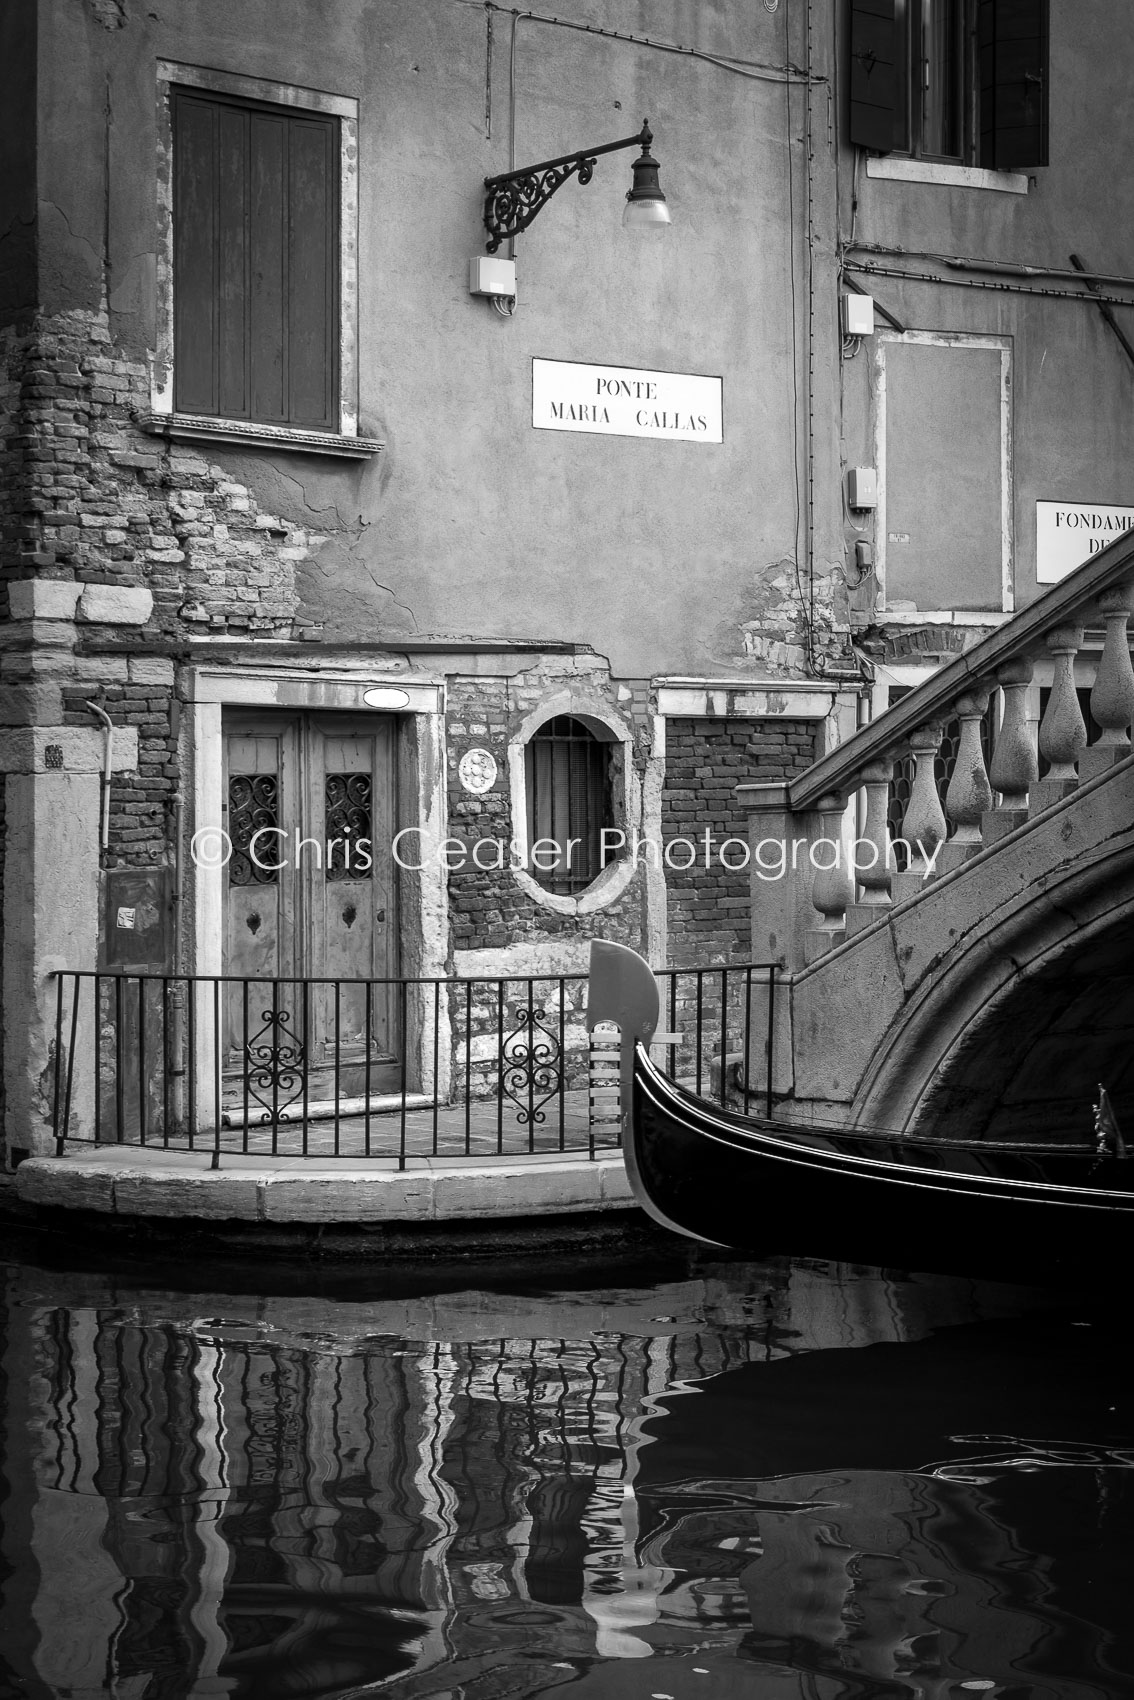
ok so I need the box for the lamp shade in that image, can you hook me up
[623,195,672,229]
[623,141,670,229]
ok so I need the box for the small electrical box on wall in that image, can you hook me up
[102,868,173,971]
[848,467,879,510]
[469,256,517,299]
[842,293,875,336]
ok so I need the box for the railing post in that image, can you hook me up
[1081,581,1134,782]
[939,690,993,870]
[894,722,947,901]
[765,964,776,1119]
[737,780,811,970]
[1033,624,1087,812]
[986,658,1038,842]
[846,760,894,930]
[52,974,65,1153]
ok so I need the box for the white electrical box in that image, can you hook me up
[842,293,875,336]
[469,256,517,298]
[848,467,878,509]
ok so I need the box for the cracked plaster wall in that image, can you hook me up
[19,0,849,680]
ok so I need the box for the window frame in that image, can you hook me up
[171,85,340,431]
[893,0,971,166]
[872,329,1014,619]
[524,716,614,897]
[507,696,638,916]
[849,0,1048,175]
[149,62,376,458]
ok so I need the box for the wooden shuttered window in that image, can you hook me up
[173,90,339,429]
[850,1,1048,170]
[525,718,612,895]
[849,0,901,154]
[979,0,1049,169]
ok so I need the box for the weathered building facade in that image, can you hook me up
[1,0,1130,1163]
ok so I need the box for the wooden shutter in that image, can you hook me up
[979,0,1049,170]
[173,91,338,428]
[849,0,900,153]
[286,117,336,427]
[525,719,608,893]
[173,94,225,417]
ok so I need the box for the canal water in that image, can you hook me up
[1,1237,1131,1700]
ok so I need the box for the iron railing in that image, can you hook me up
[50,963,777,1168]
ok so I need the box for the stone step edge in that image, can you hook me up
[14,1153,635,1225]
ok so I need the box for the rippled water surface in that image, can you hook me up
[1,1242,1131,1699]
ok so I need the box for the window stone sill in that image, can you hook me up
[511,860,638,915]
[877,608,1013,625]
[865,157,1029,195]
[138,413,384,458]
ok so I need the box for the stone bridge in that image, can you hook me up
[741,537,1134,1146]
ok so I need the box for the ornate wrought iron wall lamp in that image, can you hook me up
[482,120,670,253]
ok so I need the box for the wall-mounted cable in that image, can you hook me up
[455,0,822,88]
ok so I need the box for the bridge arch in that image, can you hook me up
[850,831,1134,1145]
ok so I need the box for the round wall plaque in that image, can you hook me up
[458,748,498,794]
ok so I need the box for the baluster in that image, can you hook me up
[895,722,946,899]
[1081,583,1134,782]
[846,760,894,931]
[940,690,992,866]
[985,657,1038,841]
[990,658,1037,807]
[805,791,853,961]
[1034,624,1087,810]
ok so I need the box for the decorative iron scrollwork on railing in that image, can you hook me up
[484,157,596,253]
[501,1001,563,1124]
[228,774,280,885]
[325,773,373,881]
[244,1004,306,1121]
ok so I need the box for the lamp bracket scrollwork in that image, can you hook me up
[483,123,652,253]
[485,157,597,253]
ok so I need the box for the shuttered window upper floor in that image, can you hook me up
[849,0,1049,172]
[172,88,339,431]
[146,63,379,458]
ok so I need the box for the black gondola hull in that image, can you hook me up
[629,1046,1134,1276]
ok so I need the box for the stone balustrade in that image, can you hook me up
[739,535,1134,968]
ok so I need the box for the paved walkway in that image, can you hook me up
[60,1086,622,1161]
[214,1085,618,1160]
[15,1089,633,1226]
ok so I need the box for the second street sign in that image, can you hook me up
[532,358,723,443]
[1036,499,1134,583]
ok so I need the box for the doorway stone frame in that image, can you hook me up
[185,662,450,1112]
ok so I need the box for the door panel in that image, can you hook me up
[308,719,396,1067]
[222,711,399,1107]
[224,727,297,1063]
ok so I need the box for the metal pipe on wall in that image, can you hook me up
[85,700,114,851]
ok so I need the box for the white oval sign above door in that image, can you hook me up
[363,687,411,709]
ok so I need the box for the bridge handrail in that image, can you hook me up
[789,524,1134,811]
[741,517,1134,969]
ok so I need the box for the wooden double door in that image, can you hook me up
[223,712,399,1105]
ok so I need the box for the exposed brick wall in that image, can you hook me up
[444,675,649,958]
[661,717,816,966]
[0,305,325,889]
[0,308,308,631]
[61,666,178,869]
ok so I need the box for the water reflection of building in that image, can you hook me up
[632,1290,1133,1699]
[2,1260,1119,1698]
[0,1268,774,1696]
